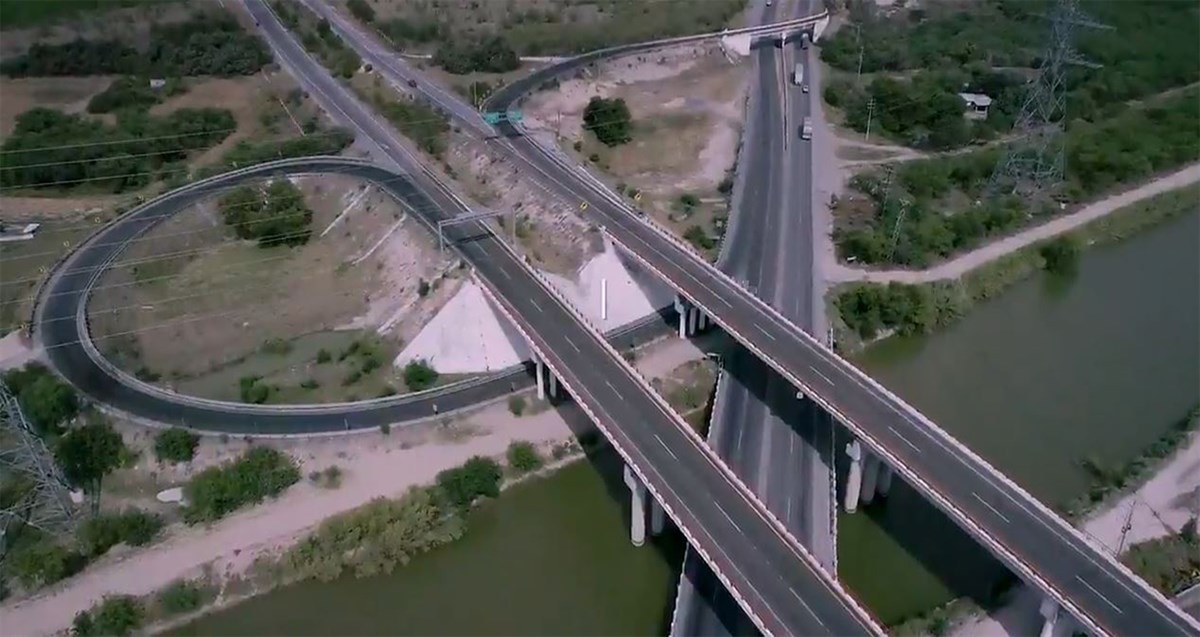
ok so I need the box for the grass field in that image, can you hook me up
[0,0,170,29]
[0,218,105,334]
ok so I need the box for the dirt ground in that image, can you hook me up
[0,0,200,59]
[87,173,457,401]
[522,43,749,253]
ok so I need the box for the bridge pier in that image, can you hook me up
[535,357,546,401]
[1039,597,1060,637]
[548,372,558,399]
[860,454,881,506]
[624,464,648,546]
[650,498,666,536]
[844,440,863,513]
[876,465,894,498]
[674,297,690,338]
[688,306,699,334]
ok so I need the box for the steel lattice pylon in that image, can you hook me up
[0,381,75,560]
[986,0,1111,199]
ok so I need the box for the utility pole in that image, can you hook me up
[865,97,876,142]
[986,0,1112,199]
[854,24,864,84]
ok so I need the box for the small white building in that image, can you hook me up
[149,78,167,90]
[958,93,993,120]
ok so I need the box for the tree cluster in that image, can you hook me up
[214,127,355,172]
[79,509,164,558]
[273,1,362,78]
[1,14,271,78]
[73,595,143,637]
[403,359,439,391]
[835,87,1198,267]
[54,419,127,497]
[367,88,450,158]
[218,180,314,248]
[432,35,519,75]
[583,96,632,147]
[506,441,543,474]
[835,282,965,340]
[435,456,502,509]
[2,362,78,435]
[87,77,173,114]
[378,16,445,46]
[183,447,301,523]
[346,0,375,23]
[0,107,235,192]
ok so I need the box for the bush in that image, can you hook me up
[2,362,78,435]
[55,419,126,494]
[506,441,543,474]
[417,278,431,297]
[87,76,163,114]
[73,595,143,637]
[433,35,519,75]
[835,281,963,340]
[1039,236,1080,275]
[346,0,375,23]
[219,181,313,248]
[183,447,301,523]
[583,96,632,146]
[79,509,164,557]
[7,540,86,588]
[154,427,199,463]
[436,456,502,509]
[238,376,272,404]
[315,349,332,364]
[309,465,344,489]
[507,395,526,416]
[683,225,716,251]
[215,127,354,171]
[157,579,210,616]
[364,87,450,158]
[403,359,439,391]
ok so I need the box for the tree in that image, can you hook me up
[403,359,439,391]
[1040,236,1080,275]
[436,456,502,509]
[15,372,79,435]
[154,427,199,463]
[507,395,526,415]
[506,441,543,474]
[347,0,375,23]
[79,509,164,557]
[219,181,313,248]
[157,580,207,615]
[583,96,632,146]
[8,540,85,587]
[54,419,126,496]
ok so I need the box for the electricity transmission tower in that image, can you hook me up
[986,0,1111,198]
[0,381,75,560]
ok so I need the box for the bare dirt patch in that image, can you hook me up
[523,43,749,257]
[0,76,115,135]
[87,174,457,402]
[0,0,197,58]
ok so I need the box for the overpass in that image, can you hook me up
[277,1,1199,633]
[478,29,1200,637]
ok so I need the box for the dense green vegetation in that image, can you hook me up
[54,419,127,498]
[436,456,502,509]
[1,14,271,77]
[0,107,235,192]
[218,181,314,248]
[361,84,451,158]
[506,441,543,474]
[73,595,143,637]
[157,579,214,616]
[835,87,1199,267]
[1066,406,1199,519]
[346,0,375,24]
[5,534,87,588]
[87,76,183,114]
[1123,518,1200,596]
[2,362,79,435]
[403,359,439,391]
[583,96,632,146]
[272,1,362,78]
[154,427,200,463]
[79,509,165,558]
[822,1,1199,120]
[182,447,300,523]
[212,128,356,173]
[0,0,167,28]
[371,0,743,56]
[433,35,520,75]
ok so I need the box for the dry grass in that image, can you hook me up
[0,0,198,58]
[88,174,455,401]
[0,76,116,135]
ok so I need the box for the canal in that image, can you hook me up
[178,211,1199,633]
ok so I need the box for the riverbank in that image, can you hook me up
[831,183,1200,350]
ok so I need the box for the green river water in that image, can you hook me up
[180,211,1199,634]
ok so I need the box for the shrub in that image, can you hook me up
[433,35,519,74]
[417,278,431,297]
[347,0,376,23]
[403,359,438,391]
[315,349,332,364]
[239,376,272,404]
[73,595,143,637]
[7,540,85,588]
[506,441,543,474]
[157,579,210,616]
[219,181,313,248]
[507,395,526,416]
[87,76,163,113]
[183,447,300,523]
[309,465,343,489]
[261,337,293,355]
[683,225,716,251]
[1039,236,1080,275]
[79,509,164,557]
[583,96,632,146]
[436,456,502,509]
[154,427,199,463]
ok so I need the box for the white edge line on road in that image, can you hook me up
[715,502,742,533]
[754,324,777,341]
[654,433,678,460]
[790,587,825,629]
[887,425,922,454]
[528,298,544,313]
[808,365,833,385]
[1076,575,1124,614]
[972,492,1011,524]
[565,335,582,353]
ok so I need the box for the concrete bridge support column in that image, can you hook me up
[844,440,863,514]
[535,357,546,401]
[876,465,894,499]
[674,296,691,338]
[650,498,666,536]
[688,307,699,335]
[623,464,648,547]
[860,454,881,506]
[1039,597,1060,637]
[548,372,558,400]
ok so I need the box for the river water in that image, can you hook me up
[179,211,1199,633]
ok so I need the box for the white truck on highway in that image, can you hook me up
[793,63,809,93]
[800,117,812,140]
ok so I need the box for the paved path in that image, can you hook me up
[830,163,1200,284]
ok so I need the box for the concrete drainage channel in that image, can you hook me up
[34,157,680,436]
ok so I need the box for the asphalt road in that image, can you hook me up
[248,3,883,633]
[484,16,1200,637]
[673,0,836,633]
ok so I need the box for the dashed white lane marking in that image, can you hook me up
[887,425,922,454]
[808,365,833,385]
[716,502,742,533]
[972,492,1011,524]
[654,433,678,460]
[529,298,543,313]
[790,587,826,629]
[604,380,618,394]
[754,324,777,341]
[1076,575,1123,614]
[565,335,581,353]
